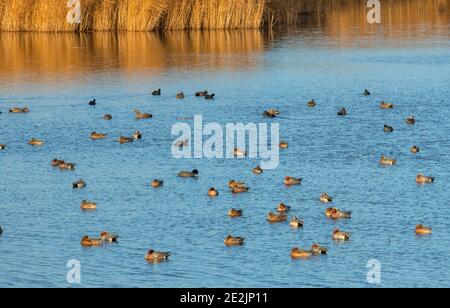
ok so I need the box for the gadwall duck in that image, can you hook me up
[267,212,287,223]
[224,235,244,246]
[145,250,171,263]
[284,176,302,186]
[416,174,434,184]
[59,162,75,171]
[177,169,199,178]
[91,132,107,140]
[380,155,397,166]
[416,224,432,235]
[28,138,44,146]
[231,186,249,194]
[134,109,153,119]
[80,200,97,211]
[380,101,394,109]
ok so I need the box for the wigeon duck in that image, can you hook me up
[231,186,249,194]
[91,132,107,140]
[289,216,304,228]
[100,232,119,243]
[406,116,416,125]
[411,146,420,154]
[81,236,103,247]
[208,188,219,197]
[337,108,348,116]
[224,235,244,246]
[311,244,328,255]
[177,169,199,178]
[176,92,185,99]
[9,107,29,113]
[0,144,6,150]
[380,155,397,166]
[133,130,142,140]
[333,229,351,241]
[330,208,352,220]
[277,203,291,213]
[253,166,263,175]
[306,99,316,107]
[416,174,434,184]
[262,109,280,118]
[228,180,246,189]
[380,101,394,109]
[363,89,371,96]
[145,250,171,263]
[228,209,243,218]
[80,200,97,210]
[319,193,333,203]
[152,89,161,96]
[284,176,302,186]
[151,179,164,188]
[72,179,86,189]
[204,94,215,100]
[58,162,75,171]
[384,125,394,132]
[134,109,153,119]
[28,138,44,146]
[88,99,96,106]
[103,114,112,120]
[119,136,133,144]
[290,247,312,259]
[279,141,289,149]
[195,90,208,97]
[415,224,432,235]
[267,212,287,223]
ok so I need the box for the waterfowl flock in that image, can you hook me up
[0,88,436,269]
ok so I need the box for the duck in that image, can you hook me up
[208,188,219,197]
[176,92,185,99]
[262,109,280,118]
[59,162,75,171]
[51,159,65,167]
[145,250,171,263]
[253,166,263,175]
[134,109,153,119]
[0,144,6,150]
[152,89,161,96]
[284,176,302,186]
[333,229,351,241]
[0,226,2,235]
[267,212,287,223]
[231,186,249,194]
[279,141,289,149]
[88,99,96,106]
[204,94,215,100]
[72,179,86,189]
[81,236,103,247]
[151,179,164,188]
[406,116,416,125]
[380,155,397,166]
[91,132,107,140]
[177,169,199,178]
[80,200,97,210]
[416,174,434,184]
[224,235,244,246]
[330,208,352,219]
[363,89,371,96]
[228,209,243,218]
[411,146,420,154]
[228,180,247,189]
[380,101,394,109]
[277,203,291,213]
[118,136,134,144]
[195,90,208,97]
[306,99,316,107]
[337,108,348,116]
[9,107,29,113]
[319,193,333,203]
[103,114,112,120]
[100,232,119,243]
[311,244,328,255]
[289,216,304,228]
[234,148,247,157]
[290,247,312,259]
[133,130,142,140]
[28,138,44,146]
[384,124,394,132]
[415,224,432,235]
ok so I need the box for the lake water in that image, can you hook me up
[1,17,450,287]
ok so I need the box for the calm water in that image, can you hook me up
[1,22,450,287]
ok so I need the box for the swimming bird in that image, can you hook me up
[80,200,97,210]
[415,224,432,235]
[72,179,86,189]
[176,92,185,99]
[380,101,394,109]
[406,116,416,125]
[28,138,44,146]
[384,125,394,132]
[134,109,152,119]
[51,159,65,167]
[195,90,208,97]
[411,146,420,154]
[279,141,289,149]
[267,212,287,223]
[333,229,351,241]
[103,114,112,120]
[207,188,219,197]
[91,132,107,140]
[380,155,397,166]
[118,136,134,144]
[289,216,304,228]
[152,89,161,96]
[228,209,243,218]
[145,250,171,263]
[277,203,291,213]
[9,107,29,113]
[88,99,96,106]
[81,236,103,247]
[151,179,164,188]
[306,99,316,107]
[416,174,434,184]
[0,226,2,235]
[319,193,333,203]
[177,169,199,178]
[204,94,215,100]
[253,166,263,175]
[230,186,249,194]
[337,108,348,116]
[0,144,6,150]
[284,176,302,186]
[330,208,352,219]
[263,109,280,118]
[363,89,371,96]
[228,180,247,189]
[224,235,244,246]
[133,130,142,140]
[59,162,75,171]
[290,247,312,259]
[311,244,328,255]
[234,148,247,157]
[100,232,119,243]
